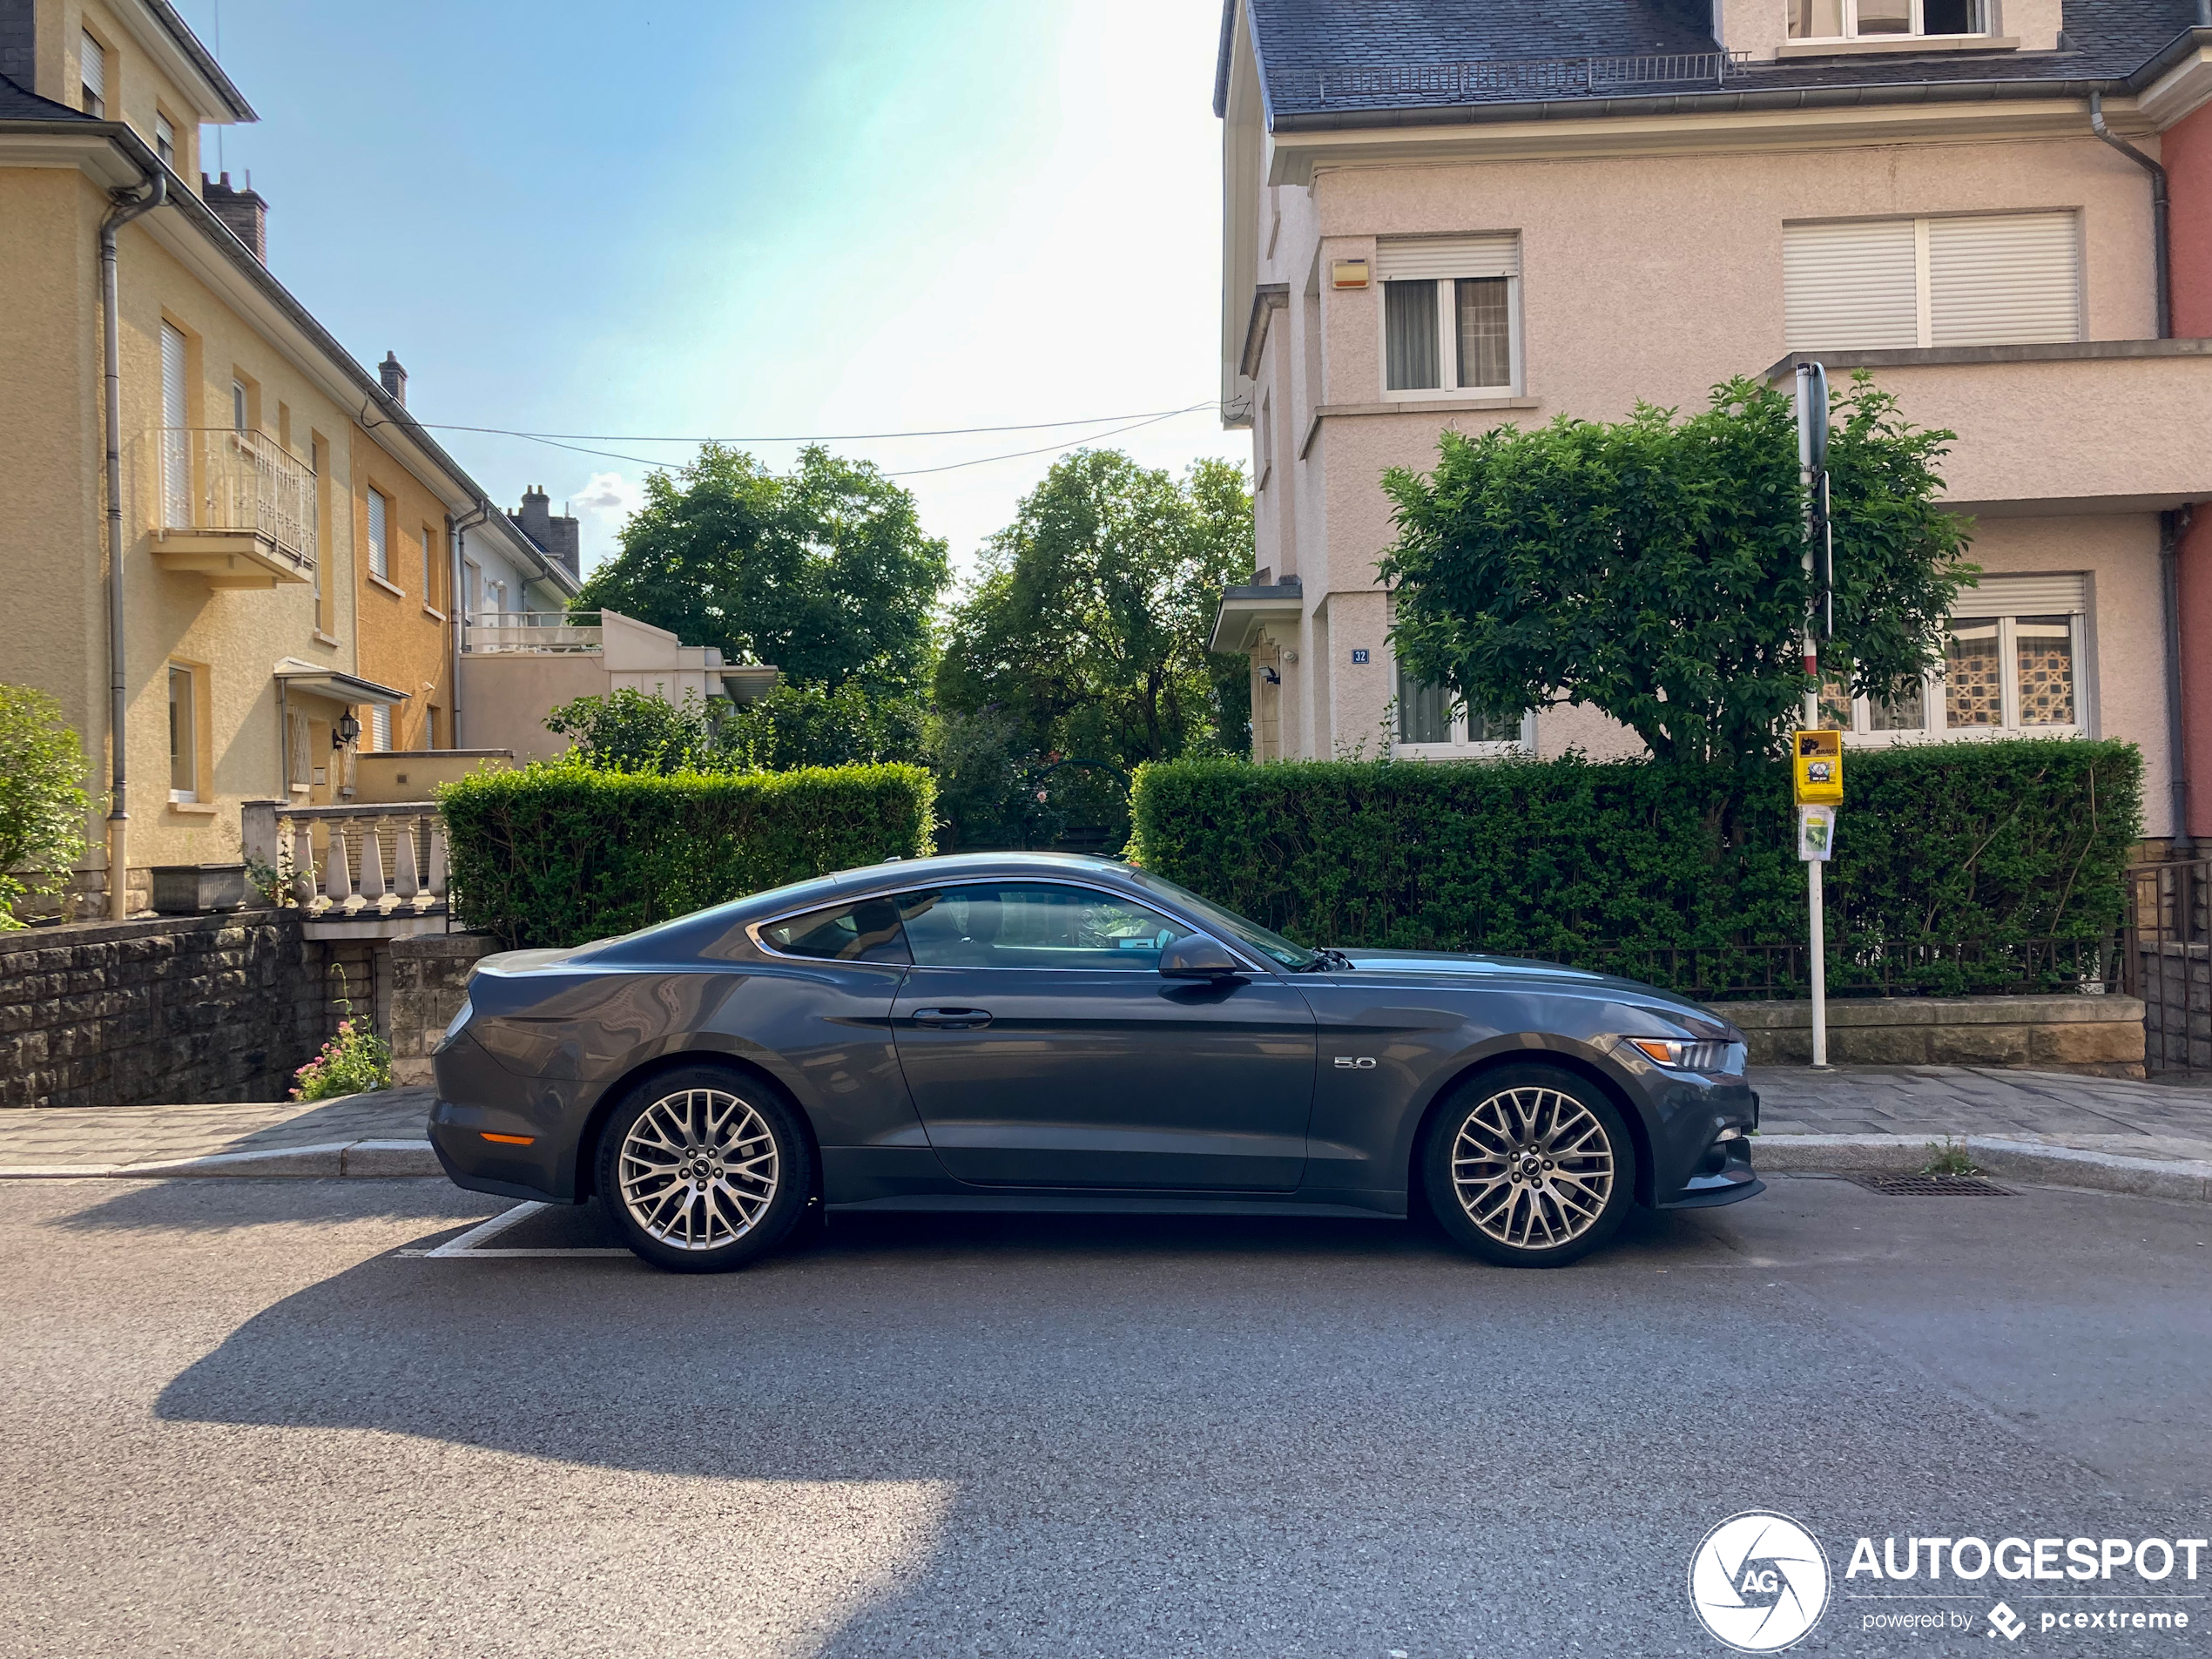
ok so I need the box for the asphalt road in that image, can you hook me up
[2,1175,2208,1658]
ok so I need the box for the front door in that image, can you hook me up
[887,881,1316,1190]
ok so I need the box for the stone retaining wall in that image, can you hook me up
[0,911,368,1109]
[389,934,500,1087]
[1723,995,2147,1076]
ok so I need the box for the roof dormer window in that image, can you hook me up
[1789,0,1986,40]
[79,32,106,117]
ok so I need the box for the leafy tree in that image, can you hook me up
[543,688,716,774]
[0,684,93,927]
[718,680,925,772]
[573,444,950,694]
[934,451,1254,777]
[1379,374,1974,767]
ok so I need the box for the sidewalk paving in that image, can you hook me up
[0,1088,435,1174]
[0,1067,2209,1190]
[1753,1065,2212,1165]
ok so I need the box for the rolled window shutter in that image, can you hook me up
[1375,234,1520,280]
[1927,212,2080,346]
[368,489,388,576]
[1952,572,2087,616]
[1784,219,1918,351]
[80,33,105,102]
[160,323,189,528]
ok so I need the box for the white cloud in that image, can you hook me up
[567,470,647,574]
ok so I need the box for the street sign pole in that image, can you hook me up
[1796,362,1831,1070]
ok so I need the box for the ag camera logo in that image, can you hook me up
[1689,1511,1831,1652]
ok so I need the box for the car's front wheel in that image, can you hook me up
[1421,1064,1637,1268]
[597,1065,812,1273]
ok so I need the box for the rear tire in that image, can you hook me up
[595,1064,813,1273]
[1420,1064,1636,1268]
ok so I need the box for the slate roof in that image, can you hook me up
[1224,0,2209,127]
[0,72,98,122]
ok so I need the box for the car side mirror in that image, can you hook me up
[1159,934,1244,981]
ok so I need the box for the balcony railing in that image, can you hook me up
[242,800,448,921]
[148,427,316,570]
[1317,51,1750,104]
[464,610,603,654]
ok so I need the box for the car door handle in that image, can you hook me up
[909,1007,992,1030]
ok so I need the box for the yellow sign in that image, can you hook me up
[1793,729,1844,806]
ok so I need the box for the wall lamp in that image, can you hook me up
[334,712,361,749]
[1261,667,1282,685]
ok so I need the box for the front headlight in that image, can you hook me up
[1624,1037,1743,1075]
[435,995,473,1053]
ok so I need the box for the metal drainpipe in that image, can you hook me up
[2089,92,2170,339]
[448,500,492,747]
[98,165,166,920]
[2094,93,2193,853]
[2165,510,2197,855]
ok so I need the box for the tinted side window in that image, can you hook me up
[758,897,911,964]
[894,883,1194,970]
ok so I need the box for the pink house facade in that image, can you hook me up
[1214,0,2212,851]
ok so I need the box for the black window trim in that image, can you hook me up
[743,876,1275,976]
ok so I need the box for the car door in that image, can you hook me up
[887,880,1317,1190]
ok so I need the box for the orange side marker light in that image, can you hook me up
[480,1132,536,1146]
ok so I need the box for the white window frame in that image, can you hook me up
[421,523,437,600]
[1784,211,2083,354]
[154,112,176,165]
[1827,606,2087,748]
[369,705,393,752]
[1389,654,1534,760]
[1788,0,1989,42]
[1256,390,1274,490]
[231,380,249,433]
[167,663,198,802]
[1375,237,1523,403]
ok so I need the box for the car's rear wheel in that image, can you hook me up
[596,1065,812,1273]
[1421,1064,1637,1268]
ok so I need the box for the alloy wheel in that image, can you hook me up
[1449,1085,1615,1251]
[617,1087,780,1251]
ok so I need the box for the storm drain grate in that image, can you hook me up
[1851,1173,2013,1197]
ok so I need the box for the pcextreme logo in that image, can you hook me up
[1689,1512,1832,1653]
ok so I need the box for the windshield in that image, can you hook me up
[1123,868,1319,971]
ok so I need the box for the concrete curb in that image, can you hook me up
[1757,1134,2212,1204]
[0,1139,442,1180]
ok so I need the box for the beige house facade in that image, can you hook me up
[0,0,568,918]
[1214,0,2212,846]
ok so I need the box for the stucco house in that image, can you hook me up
[0,0,566,918]
[1213,0,2212,852]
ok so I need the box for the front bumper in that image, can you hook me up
[1656,1134,1764,1210]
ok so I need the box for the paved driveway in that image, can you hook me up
[3,1175,2206,1657]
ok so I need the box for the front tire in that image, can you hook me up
[1421,1064,1637,1268]
[596,1065,813,1273]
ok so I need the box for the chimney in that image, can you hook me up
[378,351,408,408]
[509,486,582,579]
[201,172,267,264]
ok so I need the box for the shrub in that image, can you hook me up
[1128,739,2140,998]
[292,973,391,1100]
[0,684,94,927]
[441,759,936,948]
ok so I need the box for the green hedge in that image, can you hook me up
[1129,741,2141,998]
[442,761,936,948]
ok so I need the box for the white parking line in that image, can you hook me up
[402,1200,632,1259]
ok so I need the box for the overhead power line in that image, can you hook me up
[418,401,1230,481]
[405,402,1224,446]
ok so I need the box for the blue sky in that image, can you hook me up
[171,0,1240,578]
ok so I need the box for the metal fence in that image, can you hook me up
[2124,857,2212,1073]
[1553,936,2123,1004]
[1318,52,1749,105]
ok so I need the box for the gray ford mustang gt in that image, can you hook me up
[429,851,1761,1271]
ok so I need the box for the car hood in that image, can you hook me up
[1328,948,1739,1035]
